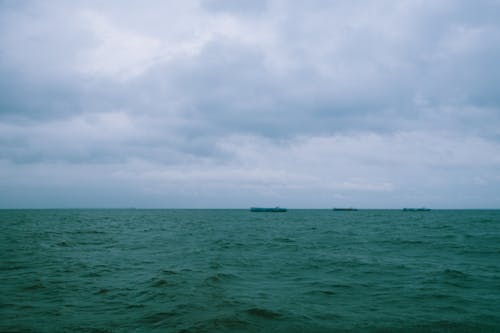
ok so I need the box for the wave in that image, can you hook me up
[2,209,500,333]
[179,314,252,332]
[246,307,283,319]
[204,272,240,284]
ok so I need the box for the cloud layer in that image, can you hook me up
[1,0,499,208]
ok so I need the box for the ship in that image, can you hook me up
[403,208,431,211]
[333,208,358,211]
[250,207,287,212]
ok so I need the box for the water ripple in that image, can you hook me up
[1,209,499,332]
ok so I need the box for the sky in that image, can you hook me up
[1,0,499,208]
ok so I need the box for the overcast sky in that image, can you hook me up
[1,0,499,208]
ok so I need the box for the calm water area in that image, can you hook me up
[1,209,499,332]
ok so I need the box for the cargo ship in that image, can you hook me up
[403,208,431,211]
[250,207,287,212]
[333,208,358,211]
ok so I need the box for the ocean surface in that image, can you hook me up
[1,209,499,333]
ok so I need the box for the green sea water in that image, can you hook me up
[1,209,499,332]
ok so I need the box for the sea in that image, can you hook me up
[1,209,499,333]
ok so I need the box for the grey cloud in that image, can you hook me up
[2,1,498,128]
[1,0,499,207]
[201,0,268,15]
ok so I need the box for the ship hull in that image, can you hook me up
[250,207,287,212]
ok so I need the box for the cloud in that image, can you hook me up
[0,0,499,207]
[76,11,163,81]
[1,129,499,208]
[201,0,268,15]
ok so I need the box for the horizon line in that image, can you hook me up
[1,207,499,210]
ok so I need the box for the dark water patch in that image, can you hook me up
[81,271,102,278]
[150,278,171,287]
[330,283,354,289]
[209,261,222,269]
[213,239,246,250]
[473,218,495,223]
[246,307,283,319]
[436,304,468,313]
[56,240,72,247]
[181,314,252,332]
[0,328,39,333]
[273,237,295,243]
[63,327,114,333]
[305,289,336,296]
[209,315,250,328]
[314,312,343,320]
[418,293,454,301]
[204,272,239,284]
[70,230,106,235]
[161,269,178,275]
[443,269,468,278]
[0,265,28,271]
[94,288,109,295]
[141,311,177,324]
[126,303,144,309]
[380,238,427,246]
[374,320,499,333]
[21,283,45,291]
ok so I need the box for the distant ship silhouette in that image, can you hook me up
[250,207,287,212]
